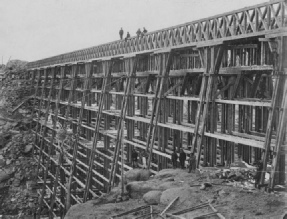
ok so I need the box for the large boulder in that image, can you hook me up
[143,190,162,205]
[124,169,151,184]
[126,181,159,198]
[154,168,191,181]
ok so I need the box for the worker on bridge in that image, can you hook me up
[125,32,131,41]
[119,28,124,40]
[136,28,141,38]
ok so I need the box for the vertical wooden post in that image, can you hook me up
[34,69,47,170]
[146,51,173,169]
[66,63,92,208]
[260,42,283,185]
[83,59,114,201]
[193,45,225,167]
[268,36,287,187]
[30,69,42,153]
[109,56,138,190]
[37,67,57,217]
[269,77,287,189]
[48,66,67,214]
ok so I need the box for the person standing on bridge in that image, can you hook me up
[143,27,148,34]
[136,28,142,38]
[119,28,124,40]
[125,32,131,41]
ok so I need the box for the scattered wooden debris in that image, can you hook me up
[209,203,225,219]
[11,96,33,113]
[171,202,209,215]
[160,196,179,216]
[110,205,151,219]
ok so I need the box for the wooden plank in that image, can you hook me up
[160,197,179,216]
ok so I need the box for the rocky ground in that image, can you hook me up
[0,63,40,218]
[0,125,38,217]
[66,169,287,219]
[0,109,39,218]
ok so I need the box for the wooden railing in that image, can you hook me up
[27,0,286,69]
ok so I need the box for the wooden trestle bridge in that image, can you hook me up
[25,0,287,217]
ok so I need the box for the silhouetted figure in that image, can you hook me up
[188,153,196,173]
[119,28,124,40]
[255,160,264,188]
[171,149,178,169]
[131,149,138,168]
[141,150,148,169]
[125,32,131,41]
[179,148,186,169]
[136,28,141,38]
[143,27,148,34]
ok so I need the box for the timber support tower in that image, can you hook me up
[26,0,287,217]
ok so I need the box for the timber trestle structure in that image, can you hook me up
[23,0,287,217]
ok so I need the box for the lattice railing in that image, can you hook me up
[28,0,286,69]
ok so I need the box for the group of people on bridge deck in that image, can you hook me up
[130,148,196,173]
[119,27,148,41]
[171,148,196,173]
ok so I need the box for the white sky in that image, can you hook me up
[0,0,267,64]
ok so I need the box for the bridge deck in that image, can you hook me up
[27,0,287,69]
